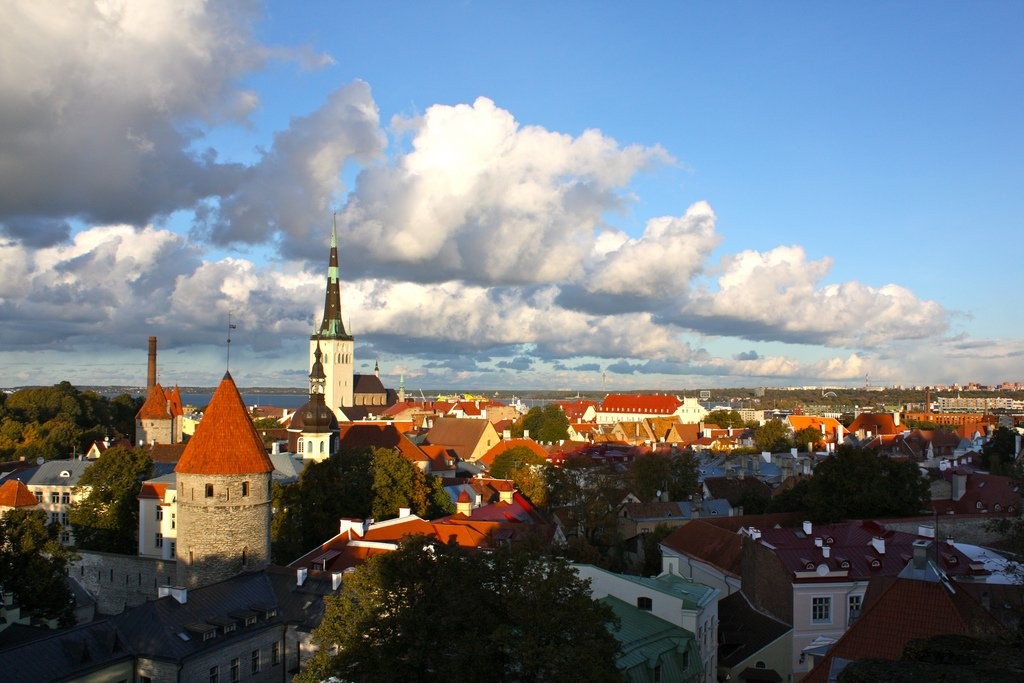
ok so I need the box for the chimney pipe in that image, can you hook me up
[912,539,930,569]
[147,336,157,389]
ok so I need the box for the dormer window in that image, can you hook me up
[637,596,652,611]
[870,559,881,569]
[60,470,71,478]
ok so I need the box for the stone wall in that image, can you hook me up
[176,471,272,588]
[72,551,175,615]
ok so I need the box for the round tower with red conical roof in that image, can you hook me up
[174,372,274,588]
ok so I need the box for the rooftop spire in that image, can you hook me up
[315,213,351,340]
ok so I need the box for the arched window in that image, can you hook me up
[307,440,313,454]
[320,441,325,453]
[297,440,303,453]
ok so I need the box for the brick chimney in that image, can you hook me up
[147,336,157,389]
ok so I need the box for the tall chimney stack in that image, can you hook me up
[147,336,157,389]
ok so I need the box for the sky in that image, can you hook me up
[1,1,1022,392]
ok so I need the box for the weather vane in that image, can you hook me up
[226,312,238,372]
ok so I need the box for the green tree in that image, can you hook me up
[640,523,674,576]
[490,446,548,505]
[629,452,672,502]
[793,426,823,452]
[0,508,78,626]
[372,447,453,520]
[68,446,153,553]
[518,403,570,442]
[546,457,623,562]
[299,537,623,683]
[705,409,745,428]
[666,452,700,500]
[753,419,793,453]
[981,426,1019,475]
[801,445,929,523]
[252,416,282,429]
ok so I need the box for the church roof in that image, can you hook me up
[175,373,273,475]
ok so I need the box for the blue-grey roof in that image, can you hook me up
[25,459,91,486]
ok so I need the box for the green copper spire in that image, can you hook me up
[314,214,351,340]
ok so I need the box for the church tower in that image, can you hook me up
[174,372,274,589]
[311,219,354,416]
[288,342,340,462]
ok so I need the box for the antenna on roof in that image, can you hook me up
[226,311,238,372]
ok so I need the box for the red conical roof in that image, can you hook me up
[175,373,274,475]
[0,479,38,508]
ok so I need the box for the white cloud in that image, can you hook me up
[340,97,672,285]
[684,245,949,346]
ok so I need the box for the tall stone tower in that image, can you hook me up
[311,219,354,417]
[174,372,274,589]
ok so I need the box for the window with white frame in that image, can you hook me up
[61,492,70,504]
[51,492,60,504]
[811,596,831,624]
[156,507,163,521]
[155,533,163,548]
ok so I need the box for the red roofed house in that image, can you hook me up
[424,417,500,462]
[786,415,844,451]
[135,383,184,446]
[803,540,1004,682]
[595,394,708,425]
[931,470,1021,516]
[846,412,902,441]
[174,372,275,589]
[0,479,39,516]
[741,519,984,680]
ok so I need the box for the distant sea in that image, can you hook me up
[181,393,308,410]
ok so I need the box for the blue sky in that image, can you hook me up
[1,2,1021,391]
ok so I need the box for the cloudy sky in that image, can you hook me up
[1,1,1021,392]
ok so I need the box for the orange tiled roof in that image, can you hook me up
[175,373,273,475]
[0,479,38,508]
[136,384,171,420]
[138,482,169,500]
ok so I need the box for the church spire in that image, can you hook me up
[316,214,351,340]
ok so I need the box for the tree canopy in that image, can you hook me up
[0,382,141,461]
[753,419,793,452]
[705,409,746,429]
[68,445,153,553]
[981,426,1020,476]
[0,508,78,626]
[299,537,623,683]
[797,445,929,523]
[515,403,570,442]
[489,446,548,505]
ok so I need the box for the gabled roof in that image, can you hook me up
[175,373,273,475]
[787,415,841,435]
[336,423,429,463]
[703,476,772,505]
[352,374,387,395]
[847,412,901,436]
[424,417,495,460]
[0,479,38,508]
[136,383,183,420]
[660,520,744,578]
[143,443,187,464]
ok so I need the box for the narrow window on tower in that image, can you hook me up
[242,481,250,497]
[205,483,214,497]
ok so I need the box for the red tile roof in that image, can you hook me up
[138,482,169,500]
[337,423,428,463]
[599,394,683,414]
[135,383,184,420]
[0,479,38,508]
[175,373,273,475]
[661,520,744,577]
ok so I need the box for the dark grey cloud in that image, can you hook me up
[734,350,760,361]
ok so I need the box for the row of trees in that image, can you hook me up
[0,382,141,461]
[271,447,454,564]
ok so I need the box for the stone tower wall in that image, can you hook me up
[175,471,272,588]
